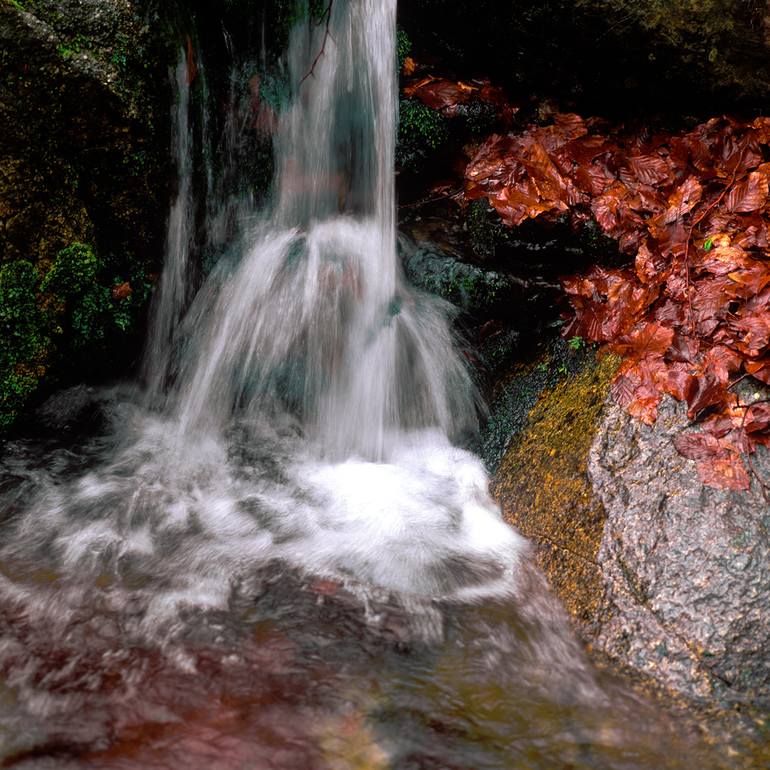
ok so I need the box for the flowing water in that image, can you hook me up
[0,2,736,768]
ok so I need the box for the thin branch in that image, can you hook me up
[299,1,334,86]
[398,188,463,209]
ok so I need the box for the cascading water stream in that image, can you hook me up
[0,2,731,768]
[173,0,477,461]
[143,47,195,401]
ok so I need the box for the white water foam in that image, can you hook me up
[0,0,525,635]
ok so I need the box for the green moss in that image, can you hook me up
[396,28,412,71]
[41,242,98,296]
[0,261,48,429]
[0,242,155,430]
[467,200,507,260]
[396,98,448,171]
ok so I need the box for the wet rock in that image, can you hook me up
[34,384,101,433]
[399,0,770,117]
[589,396,770,706]
[491,344,770,714]
[0,0,170,428]
[493,348,618,626]
[402,240,526,320]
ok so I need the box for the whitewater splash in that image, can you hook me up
[0,0,525,626]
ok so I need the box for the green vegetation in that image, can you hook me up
[0,243,150,430]
[0,261,49,429]
[396,98,448,171]
[396,28,412,71]
[567,336,584,351]
[467,200,507,259]
[41,242,98,297]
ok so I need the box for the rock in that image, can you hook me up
[589,396,770,706]
[402,240,526,320]
[492,344,770,710]
[493,347,619,626]
[34,383,100,433]
[399,0,770,117]
[0,0,170,428]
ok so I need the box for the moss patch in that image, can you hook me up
[0,260,49,429]
[396,98,448,172]
[0,242,151,430]
[492,351,620,626]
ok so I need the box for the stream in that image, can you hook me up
[0,1,734,767]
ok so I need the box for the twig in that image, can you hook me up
[728,371,752,391]
[299,1,334,86]
[736,395,770,501]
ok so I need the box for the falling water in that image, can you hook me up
[0,2,732,768]
[143,48,194,401]
[174,0,477,460]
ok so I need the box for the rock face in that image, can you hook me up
[589,397,770,706]
[402,241,526,321]
[493,350,618,628]
[494,358,770,708]
[0,0,170,428]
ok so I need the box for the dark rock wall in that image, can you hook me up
[0,0,172,428]
[398,0,770,119]
[0,0,293,430]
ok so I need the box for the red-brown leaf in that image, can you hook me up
[661,177,702,224]
[724,171,769,213]
[673,432,733,461]
[744,402,770,434]
[626,153,669,186]
[698,454,751,491]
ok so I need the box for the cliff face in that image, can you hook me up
[0,0,171,429]
[0,0,319,431]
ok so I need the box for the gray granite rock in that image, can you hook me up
[589,396,770,706]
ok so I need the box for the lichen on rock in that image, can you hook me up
[493,349,620,625]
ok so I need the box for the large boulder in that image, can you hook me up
[590,396,770,705]
[493,351,770,710]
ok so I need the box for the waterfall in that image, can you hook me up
[143,47,195,401]
[173,0,478,460]
[0,0,524,615]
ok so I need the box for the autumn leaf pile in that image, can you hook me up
[458,113,770,490]
[404,69,770,490]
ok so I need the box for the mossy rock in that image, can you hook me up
[0,0,171,430]
[402,241,524,319]
[491,347,620,626]
[396,98,449,173]
[0,241,151,429]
